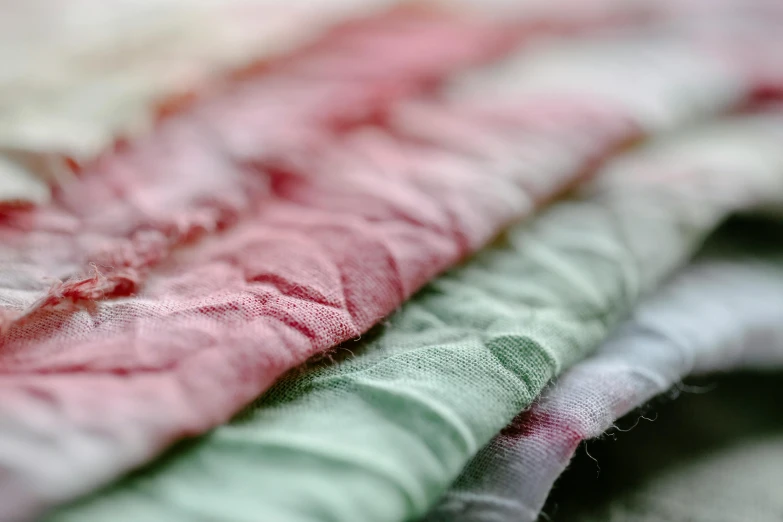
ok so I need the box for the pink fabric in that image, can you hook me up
[0,9,642,517]
[0,10,518,322]
[1,3,782,519]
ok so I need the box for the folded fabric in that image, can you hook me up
[44,112,783,522]
[4,0,684,206]
[4,3,779,319]
[0,0,402,161]
[8,0,740,206]
[7,11,777,518]
[427,217,783,522]
[0,0,410,207]
[548,369,783,521]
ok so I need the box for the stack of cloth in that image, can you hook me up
[1,1,783,521]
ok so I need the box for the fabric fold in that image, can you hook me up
[427,217,783,522]
[44,112,783,522]
[5,13,781,518]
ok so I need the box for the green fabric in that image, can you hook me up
[47,115,783,522]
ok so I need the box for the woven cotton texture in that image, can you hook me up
[427,218,783,522]
[7,9,780,518]
[44,112,783,522]
[0,11,649,518]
